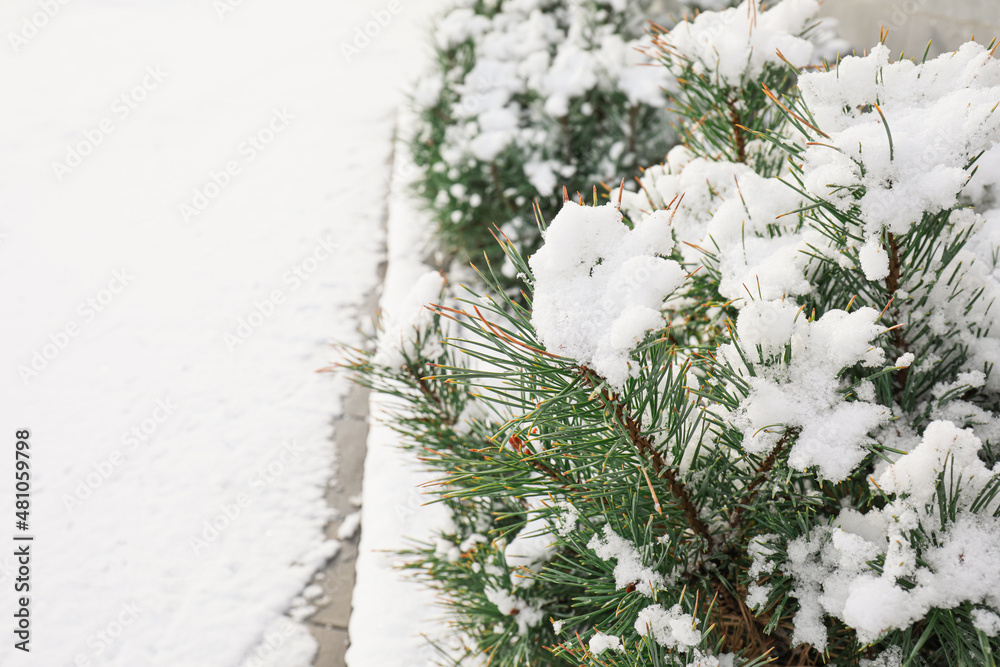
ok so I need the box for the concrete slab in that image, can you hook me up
[306,367,374,664]
[310,626,350,667]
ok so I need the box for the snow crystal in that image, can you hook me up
[530,202,686,388]
[588,631,624,655]
[588,524,666,597]
[723,303,890,481]
[634,603,701,649]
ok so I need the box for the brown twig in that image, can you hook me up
[579,367,715,552]
[884,232,910,392]
[490,162,517,212]
[728,97,747,164]
[728,427,800,527]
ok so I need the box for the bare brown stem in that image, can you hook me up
[884,232,910,393]
[728,97,747,163]
[579,367,715,552]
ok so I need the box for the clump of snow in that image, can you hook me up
[748,534,778,577]
[860,646,903,667]
[621,147,811,306]
[337,511,362,540]
[686,651,736,667]
[588,631,625,655]
[588,524,666,597]
[721,301,890,481]
[893,352,914,368]
[459,532,488,553]
[659,0,821,87]
[783,421,1000,649]
[634,603,702,649]
[746,533,778,610]
[858,237,890,281]
[553,500,579,536]
[484,587,544,635]
[505,513,557,587]
[435,537,461,563]
[373,271,445,368]
[973,609,1000,637]
[530,202,686,388]
[613,34,673,107]
[797,42,1000,272]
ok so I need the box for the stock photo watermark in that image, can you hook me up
[51,65,168,181]
[340,0,403,63]
[62,601,144,667]
[17,269,134,385]
[222,234,338,351]
[7,0,72,53]
[188,440,307,556]
[179,107,295,223]
[240,619,299,667]
[61,397,177,514]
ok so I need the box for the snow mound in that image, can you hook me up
[785,421,1000,649]
[530,202,686,388]
[662,0,820,87]
[722,301,890,481]
[798,42,1000,278]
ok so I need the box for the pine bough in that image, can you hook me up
[344,1,1000,665]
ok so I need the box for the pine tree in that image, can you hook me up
[408,0,684,277]
[344,1,1000,665]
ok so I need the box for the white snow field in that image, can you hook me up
[0,0,435,664]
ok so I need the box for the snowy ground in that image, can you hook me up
[0,0,435,664]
